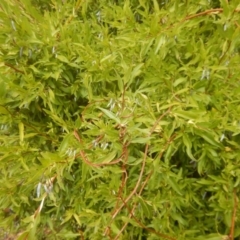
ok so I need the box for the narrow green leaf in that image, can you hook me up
[167,176,183,195]
[18,122,24,142]
[98,107,121,124]
[131,137,151,144]
[182,134,196,160]
[195,129,221,147]
[101,150,117,163]
[0,106,9,114]
[56,55,69,63]
[173,78,186,87]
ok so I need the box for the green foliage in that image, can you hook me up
[1,0,240,239]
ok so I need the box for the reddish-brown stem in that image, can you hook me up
[235,21,240,29]
[112,144,148,219]
[113,221,128,240]
[74,130,125,167]
[113,175,151,239]
[183,8,223,21]
[104,143,148,236]
[106,109,171,238]
[150,108,171,135]
[114,133,177,239]
[4,63,24,74]
[115,195,176,240]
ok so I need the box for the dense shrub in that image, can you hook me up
[1,0,240,239]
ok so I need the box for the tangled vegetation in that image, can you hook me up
[1,0,240,239]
